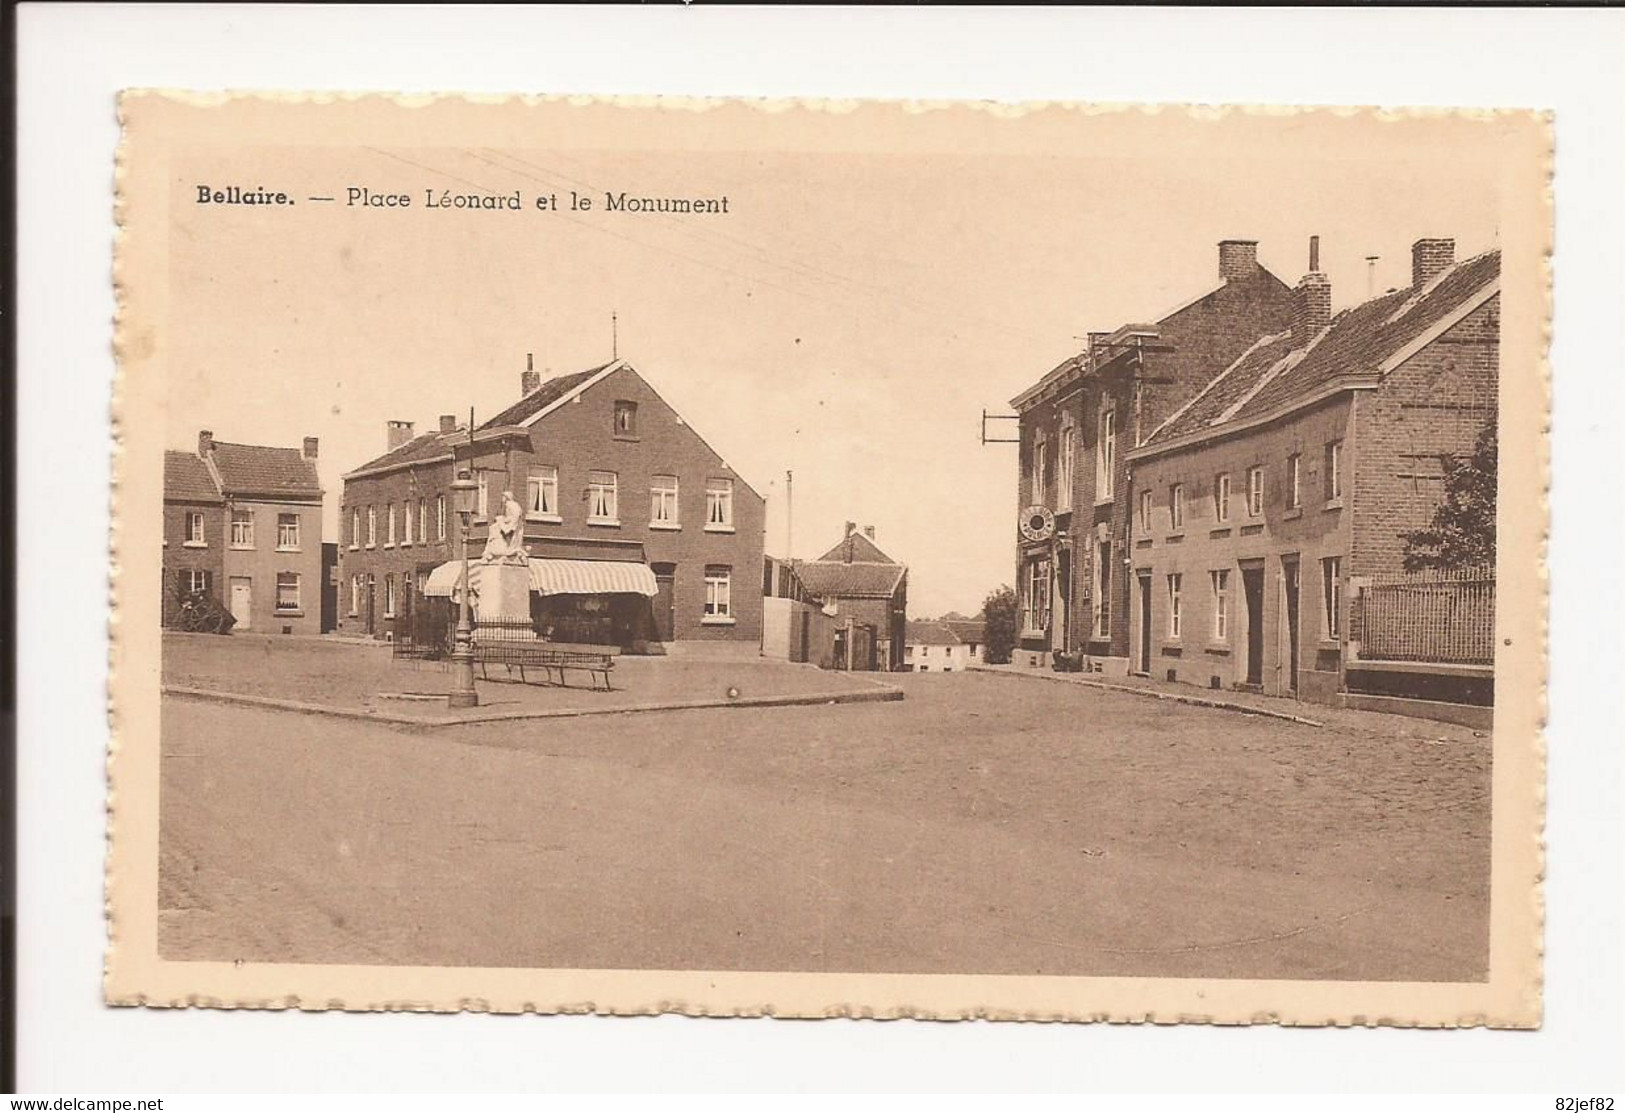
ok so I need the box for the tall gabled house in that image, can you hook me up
[1008,240,1295,670]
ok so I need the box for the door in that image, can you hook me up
[1137,573,1152,674]
[1242,567,1265,686]
[1282,558,1301,695]
[364,574,376,635]
[650,563,676,642]
[229,577,253,630]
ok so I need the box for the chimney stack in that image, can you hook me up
[302,436,319,460]
[386,420,415,451]
[864,525,876,541]
[844,520,857,537]
[1218,239,1259,282]
[521,353,542,397]
[1291,236,1332,342]
[197,430,214,458]
[1411,238,1455,289]
[439,414,457,434]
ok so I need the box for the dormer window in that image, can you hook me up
[614,400,638,438]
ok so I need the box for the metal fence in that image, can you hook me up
[1356,567,1495,665]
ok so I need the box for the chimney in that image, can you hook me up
[844,520,857,537]
[520,352,542,397]
[1411,238,1455,289]
[439,414,457,434]
[385,419,415,451]
[863,525,876,541]
[1218,239,1259,281]
[302,436,319,460]
[197,430,213,458]
[1291,235,1332,342]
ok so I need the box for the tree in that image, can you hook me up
[981,585,1020,665]
[1402,419,1497,572]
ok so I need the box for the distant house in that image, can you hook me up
[1126,238,1498,714]
[941,619,988,665]
[164,431,325,634]
[764,523,908,671]
[903,620,977,673]
[1009,239,1295,672]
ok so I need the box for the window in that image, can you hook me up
[1093,539,1112,640]
[1287,453,1302,509]
[1031,433,1047,505]
[1138,489,1152,533]
[706,479,734,530]
[1325,441,1343,501]
[1211,570,1230,640]
[350,508,361,550]
[367,505,377,547]
[185,511,206,546]
[703,565,732,619]
[614,400,638,437]
[1057,418,1075,512]
[1214,474,1231,523]
[229,508,255,549]
[587,471,619,523]
[1097,404,1117,501]
[384,574,397,618]
[349,574,362,616]
[276,512,300,551]
[1247,467,1264,517]
[436,495,447,541]
[419,499,428,544]
[1169,484,1185,531]
[275,572,301,612]
[1024,559,1051,633]
[402,501,413,545]
[651,475,680,527]
[1322,556,1343,639]
[185,569,210,594]
[527,465,559,519]
[386,505,396,546]
[476,472,489,520]
[1167,573,1183,638]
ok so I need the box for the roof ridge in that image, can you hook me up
[1214,322,1333,425]
[1146,329,1287,444]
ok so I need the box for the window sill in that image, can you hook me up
[1166,533,1185,544]
[1323,498,1345,512]
[365,544,376,550]
[1210,526,1232,539]
[1318,638,1341,651]
[1205,643,1231,656]
[701,615,736,626]
[704,524,736,534]
[348,544,360,552]
[183,541,208,549]
[275,547,302,554]
[613,434,640,443]
[649,521,682,531]
[230,544,255,551]
[587,518,622,528]
[400,541,412,548]
[1284,507,1303,521]
[275,609,305,618]
[1094,496,1114,507]
[526,513,562,525]
[1020,627,1046,640]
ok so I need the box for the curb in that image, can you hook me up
[161,679,904,728]
[969,666,1325,728]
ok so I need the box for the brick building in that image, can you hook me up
[161,449,226,626]
[338,358,766,654]
[786,525,909,671]
[163,431,325,634]
[1008,240,1295,670]
[1124,238,1499,708]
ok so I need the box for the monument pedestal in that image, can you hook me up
[473,560,535,637]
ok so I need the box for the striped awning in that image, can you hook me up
[422,559,658,599]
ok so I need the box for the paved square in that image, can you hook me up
[159,664,1490,982]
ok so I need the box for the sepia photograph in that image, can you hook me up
[107,93,1547,1024]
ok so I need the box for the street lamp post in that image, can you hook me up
[447,468,479,709]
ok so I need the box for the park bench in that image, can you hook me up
[472,639,620,691]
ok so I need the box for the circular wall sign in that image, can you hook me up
[1019,505,1056,542]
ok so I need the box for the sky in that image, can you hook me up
[162,106,1504,618]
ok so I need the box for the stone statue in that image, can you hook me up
[480,490,528,564]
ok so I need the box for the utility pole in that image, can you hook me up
[785,469,794,557]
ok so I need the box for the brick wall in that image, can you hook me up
[219,498,325,635]
[336,457,457,637]
[161,501,224,625]
[1350,296,1500,580]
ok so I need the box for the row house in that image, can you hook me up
[1008,240,1295,671]
[338,357,767,654]
[162,431,325,634]
[1124,238,1499,708]
[903,619,984,673]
